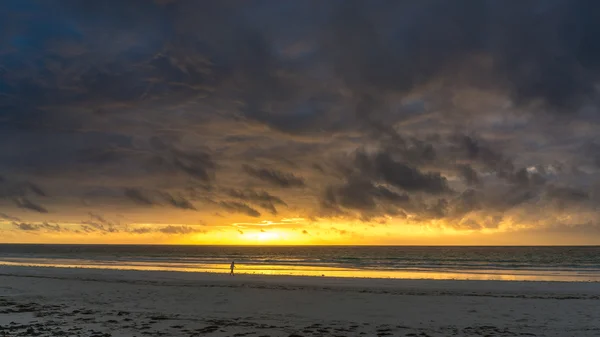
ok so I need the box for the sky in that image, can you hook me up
[2,0,600,245]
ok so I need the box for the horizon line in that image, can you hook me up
[1,243,599,247]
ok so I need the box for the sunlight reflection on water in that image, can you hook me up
[1,258,598,282]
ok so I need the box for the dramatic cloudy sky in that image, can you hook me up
[2,0,600,244]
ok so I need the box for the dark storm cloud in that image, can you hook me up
[13,197,48,213]
[2,0,600,138]
[450,135,514,174]
[373,152,449,194]
[2,0,600,237]
[323,175,410,212]
[243,165,306,188]
[219,201,261,218]
[508,168,546,187]
[353,151,451,194]
[326,0,600,113]
[320,147,458,219]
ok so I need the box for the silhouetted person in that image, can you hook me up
[230,261,235,275]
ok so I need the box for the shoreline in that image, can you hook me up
[2,259,600,283]
[3,264,600,290]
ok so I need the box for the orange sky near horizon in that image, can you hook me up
[2,214,598,246]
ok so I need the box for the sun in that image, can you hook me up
[256,231,280,241]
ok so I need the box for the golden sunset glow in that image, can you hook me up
[4,212,595,246]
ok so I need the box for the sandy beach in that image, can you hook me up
[1,266,599,336]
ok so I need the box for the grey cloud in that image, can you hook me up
[76,142,217,184]
[81,213,120,233]
[323,179,375,212]
[79,225,98,234]
[13,223,39,231]
[219,201,261,217]
[124,188,156,206]
[325,0,477,94]
[2,1,600,145]
[89,212,114,227]
[79,222,119,233]
[321,148,449,220]
[326,0,600,113]
[324,175,409,213]
[13,222,63,232]
[0,177,48,199]
[423,199,449,219]
[27,183,47,197]
[5,1,597,143]
[457,164,481,186]
[77,145,130,166]
[501,189,537,209]
[129,227,153,234]
[359,151,450,194]
[170,149,216,183]
[0,212,20,222]
[159,192,197,211]
[2,0,600,238]
[484,215,503,229]
[508,168,546,187]
[78,223,202,235]
[398,138,437,165]
[451,135,513,174]
[243,165,305,188]
[226,189,287,214]
[158,225,201,235]
[14,198,48,213]
[123,188,197,210]
[454,219,483,231]
[451,189,482,216]
[546,185,589,202]
[545,185,590,211]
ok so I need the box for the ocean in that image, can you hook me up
[1,245,599,282]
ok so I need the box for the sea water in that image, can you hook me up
[1,245,599,282]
